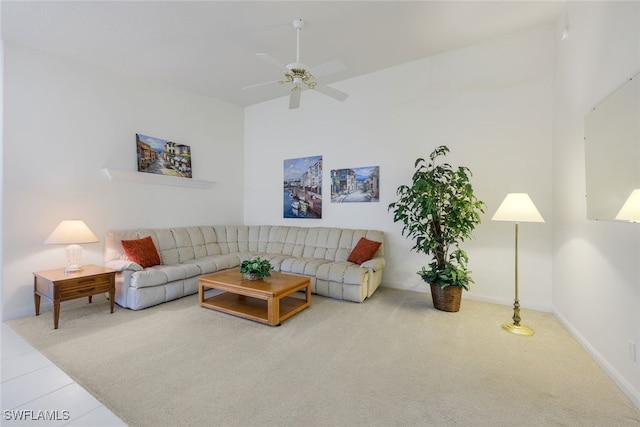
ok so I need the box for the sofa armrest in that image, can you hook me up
[105,259,144,272]
[360,257,385,271]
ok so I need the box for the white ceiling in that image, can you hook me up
[1,1,565,108]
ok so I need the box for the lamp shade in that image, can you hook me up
[491,193,545,223]
[615,189,640,223]
[44,220,99,245]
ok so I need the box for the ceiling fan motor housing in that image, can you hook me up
[287,63,308,72]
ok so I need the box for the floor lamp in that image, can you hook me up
[492,193,544,336]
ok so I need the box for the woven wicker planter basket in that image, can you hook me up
[430,284,462,312]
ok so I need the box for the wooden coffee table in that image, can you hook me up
[199,268,311,326]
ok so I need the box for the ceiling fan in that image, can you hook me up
[242,18,348,109]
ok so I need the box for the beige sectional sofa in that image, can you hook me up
[104,225,385,310]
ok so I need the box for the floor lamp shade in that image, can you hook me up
[492,193,544,337]
[44,220,99,272]
[491,193,545,223]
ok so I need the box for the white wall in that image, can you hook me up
[1,43,244,320]
[552,1,640,407]
[245,26,554,311]
[0,38,4,323]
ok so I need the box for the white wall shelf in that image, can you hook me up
[101,168,214,189]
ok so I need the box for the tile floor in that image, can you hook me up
[1,322,126,426]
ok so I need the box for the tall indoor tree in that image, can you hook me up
[388,145,486,311]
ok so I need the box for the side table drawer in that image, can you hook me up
[59,276,112,300]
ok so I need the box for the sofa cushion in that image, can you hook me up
[279,257,333,276]
[130,268,169,288]
[316,262,367,285]
[347,237,382,265]
[130,264,201,288]
[121,236,161,268]
[182,253,240,275]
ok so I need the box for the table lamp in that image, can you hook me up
[615,189,640,223]
[491,193,544,336]
[44,220,99,273]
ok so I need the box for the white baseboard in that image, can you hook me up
[3,301,51,321]
[382,284,553,312]
[463,293,552,313]
[553,309,640,409]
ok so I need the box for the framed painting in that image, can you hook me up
[331,166,379,202]
[284,155,322,218]
[136,133,192,178]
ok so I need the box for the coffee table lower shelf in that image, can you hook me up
[201,292,308,326]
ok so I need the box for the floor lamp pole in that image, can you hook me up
[502,222,535,336]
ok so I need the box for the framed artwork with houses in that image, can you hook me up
[331,166,379,202]
[284,155,322,218]
[136,133,192,178]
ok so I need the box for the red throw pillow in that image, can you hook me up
[347,237,381,265]
[121,236,161,268]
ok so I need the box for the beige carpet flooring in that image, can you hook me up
[7,287,640,427]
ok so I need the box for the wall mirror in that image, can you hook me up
[584,72,640,221]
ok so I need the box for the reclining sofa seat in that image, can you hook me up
[105,225,385,310]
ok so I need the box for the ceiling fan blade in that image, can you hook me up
[311,60,346,79]
[289,89,301,109]
[314,84,348,102]
[241,79,281,91]
[256,53,287,71]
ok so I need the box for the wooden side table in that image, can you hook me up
[33,264,116,329]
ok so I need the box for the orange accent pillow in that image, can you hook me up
[121,236,161,268]
[347,237,381,265]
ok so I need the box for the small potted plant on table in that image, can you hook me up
[388,145,485,312]
[240,257,273,280]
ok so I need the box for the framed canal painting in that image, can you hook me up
[284,155,322,218]
[136,133,192,178]
[330,166,379,202]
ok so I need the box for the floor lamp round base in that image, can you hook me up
[502,322,535,336]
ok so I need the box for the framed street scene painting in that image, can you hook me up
[331,166,379,202]
[136,133,192,178]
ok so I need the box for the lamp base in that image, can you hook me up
[501,322,535,336]
[64,244,83,274]
[64,264,82,274]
